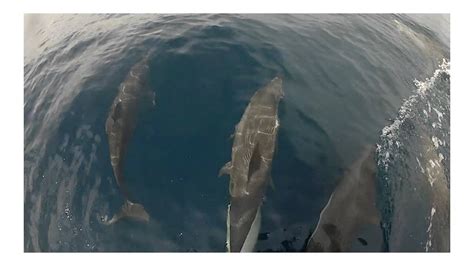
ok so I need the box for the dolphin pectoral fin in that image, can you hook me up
[360,203,380,226]
[102,213,122,225]
[104,200,150,225]
[269,176,276,191]
[143,90,156,107]
[367,214,380,225]
[367,207,381,225]
[151,91,156,107]
[219,161,232,177]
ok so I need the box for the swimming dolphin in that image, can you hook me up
[219,76,284,252]
[104,54,155,225]
[305,145,382,252]
[387,132,450,251]
[418,134,449,252]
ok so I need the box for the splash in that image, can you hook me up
[377,58,449,170]
[425,207,436,251]
[376,58,450,251]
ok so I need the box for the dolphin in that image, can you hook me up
[418,134,449,252]
[104,54,155,225]
[219,76,284,252]
[387,132,450,251]
[305,145,382,252]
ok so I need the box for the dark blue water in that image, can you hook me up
[24,14,450,252]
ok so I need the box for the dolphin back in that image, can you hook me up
[305,145,380,252]
[104,52,155,226]
[224,76,284,252]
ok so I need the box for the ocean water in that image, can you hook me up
[24,14,450,252]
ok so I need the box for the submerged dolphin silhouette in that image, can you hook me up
[219,76,284,252]
[306,145,382,252]
[104,54,155,225]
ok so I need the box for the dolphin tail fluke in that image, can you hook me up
[104,200,150,225]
